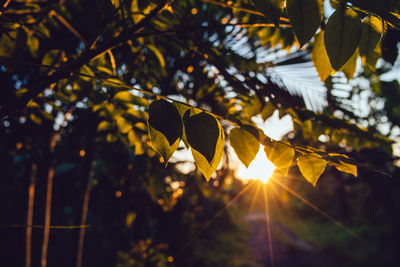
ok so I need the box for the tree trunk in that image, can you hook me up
[26,162,37,267]
[40,133,59,267]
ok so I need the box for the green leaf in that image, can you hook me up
[311,31,332,81]
[184,111,224,181]
[264,141,294,176]
[297,154,327,186]
[115,116,132,134]
[253,0,285,26]
[340,48,358,81]
[261,102,275,121]
[359,16,383,57]
[229,127,260,168]
[325,8,362,70]
[147,99,182,164]
[286,0,323,47]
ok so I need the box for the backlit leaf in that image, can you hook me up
[148,44,165,68]
[261,102,275,121]
[264,141,294,176]
[229,127,260,168]
[148,99,182,145]
[128,130,145,155]
[147,99,182,164]
[340,49,358,81]
[115,116,132,134]
[97,121,113,132]
[297,154,327,186]
[325,8,362,70]
[359,16,383,57]
[113,91,149,107]
[184,111,224,181]
[148,123,180,164]
[311,31,332,81]
[184,111,219,163]
[286,0,323,47]
[253,0,284,26]
[331,160,357,177]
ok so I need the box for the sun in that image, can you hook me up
[236,149,276,184]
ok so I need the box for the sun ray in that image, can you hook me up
[270,177,375,250]
[248,181,261,213]
[262,185,275,267]
[177,180,256,256]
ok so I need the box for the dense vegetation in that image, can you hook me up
[1,0,400,266]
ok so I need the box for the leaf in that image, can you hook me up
[147,99,183,163]
[147,44,165,68]
[331,160,357,177]
[297,154,327,186]
[172,102,191,148]
[311,31,332,81]
[106,133,117,143]
[261,102,275,121]
[148,123,180,164]
[184,111,219,163]
[286,0,323,47]
[0,31,16,57]
[241,95,262,119]
[359,16,383,57]
[184,111,224,181]
[364,41,381,71]
[325,8,362,70]
[340,48,358,81]
[253,0,285,26]
[115,116,132,134]
[229,127,260,168]
[264,141,295,176]
[97,121,113,132]
[128,130,145,155]
[113,91,149,107]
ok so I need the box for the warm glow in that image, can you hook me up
[236,149,276,184]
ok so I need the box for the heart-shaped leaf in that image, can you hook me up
[184,111,224,181]
[229,127,260,168]
[184,111,220,163]
[311,31,332,81]
[297,154,327,186]
[147,99,183,164]
[359,16,383,57]
[148,99,182,145]
[264,141,295,176]
[325,8,362,70]
[286,0,323,47]
[253,0,285,26]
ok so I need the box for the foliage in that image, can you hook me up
[1,0,400,266]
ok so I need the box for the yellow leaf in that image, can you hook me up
[340,48,359,81]
[264,141,294,176]
[297,154,327,186]
[229,127,260,168]
[332,160,357,177]
[312,31,332,81]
